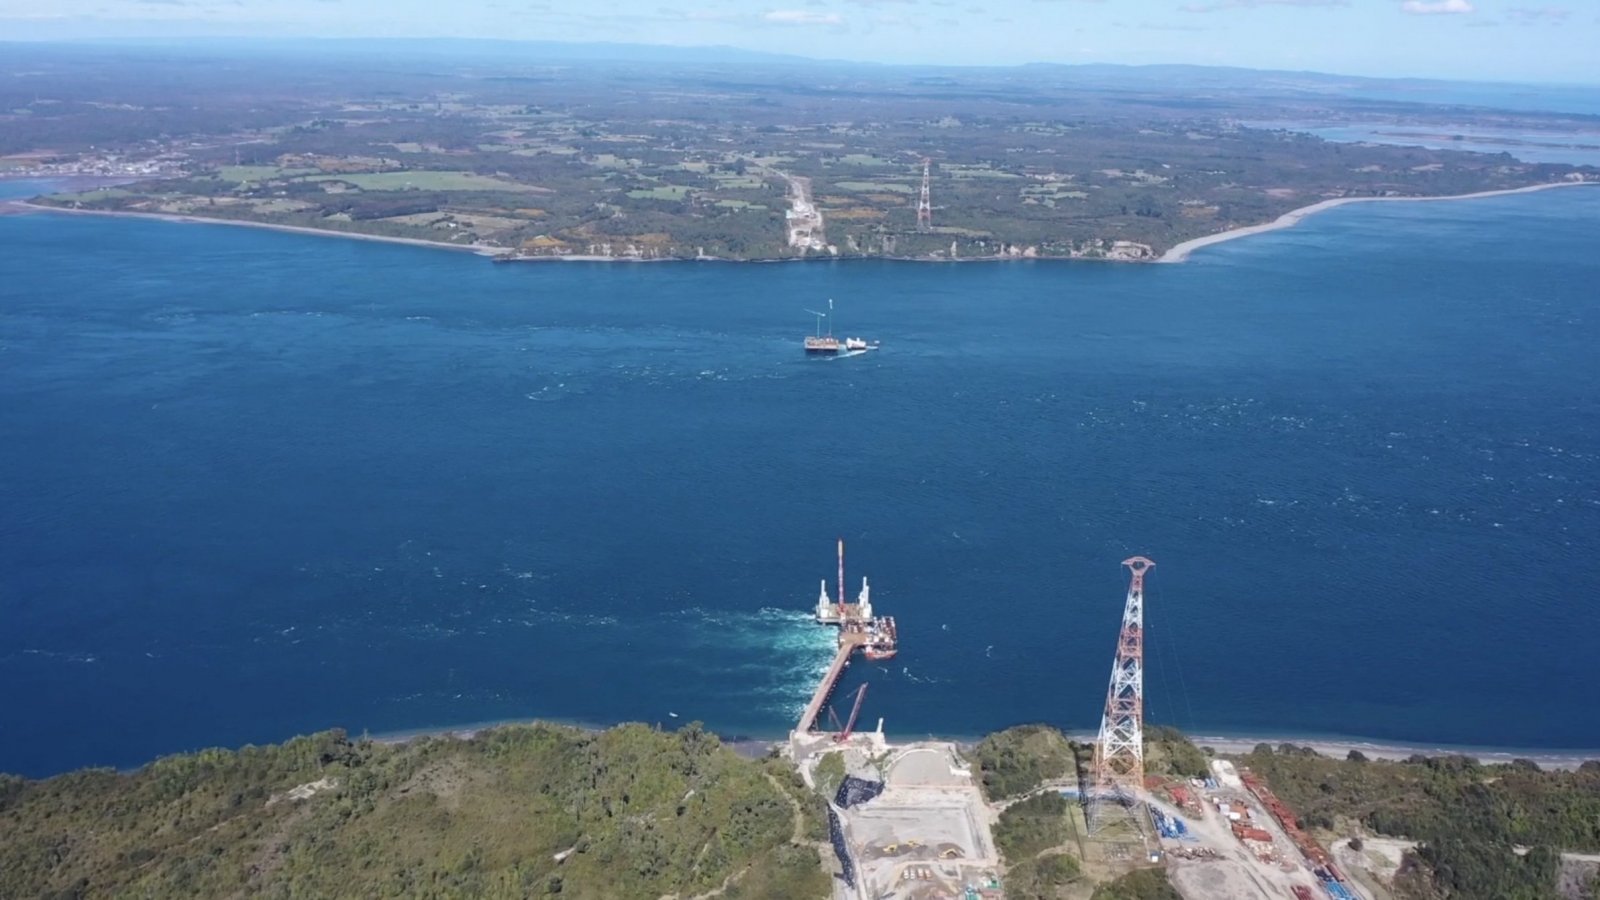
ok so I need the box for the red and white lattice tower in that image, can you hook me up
[916,158,932,232]
[1088,556,1153,833]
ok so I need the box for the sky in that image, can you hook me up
[3,0,1598,84]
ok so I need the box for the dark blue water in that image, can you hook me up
[3,187,1599,777]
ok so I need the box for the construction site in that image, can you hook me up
[786,547,1378,900]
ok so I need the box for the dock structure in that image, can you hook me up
[794,540,898,736]
[798,632,865,733]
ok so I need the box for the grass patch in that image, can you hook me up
[835,154,894,166]
[219,164,318,182]
[585,153,636,169]
[945,165,1022,180]
[709,174,766,190]
[46,188,133,202]
[626,185,693,200]
[833,181,914,194]
[299,171,539,192]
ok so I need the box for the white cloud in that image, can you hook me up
[1400,0,1473,14]
[762,8,843,24]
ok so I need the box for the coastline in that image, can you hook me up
[10,200,505,257]
[11,179,1596,265]
[1158,179,1598,263]
[1182,734,1596,772]
[362,716,1599,772]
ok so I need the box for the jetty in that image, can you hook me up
[793,541,898,736]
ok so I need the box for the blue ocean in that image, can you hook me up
[3,184,1598,777]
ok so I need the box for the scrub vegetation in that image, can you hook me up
[0,722,830,900]
[1240,744,1600,900]
[975,724,1078,801]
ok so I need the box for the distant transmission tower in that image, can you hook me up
[1088,556,1154,834]
[916,157,932,232]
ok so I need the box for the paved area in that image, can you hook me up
[800,737,1000,899]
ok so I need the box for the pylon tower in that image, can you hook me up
[1088,556,1154,833]
[916,157,932,232]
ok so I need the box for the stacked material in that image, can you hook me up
[835,776,885,809]
[827,807,856,889]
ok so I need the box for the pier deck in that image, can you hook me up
[797,632,865,733]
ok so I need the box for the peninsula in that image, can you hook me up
[7,43,1597,263]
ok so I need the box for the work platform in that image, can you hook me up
[794,540,898,737]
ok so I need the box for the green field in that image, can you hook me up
[217,165,315,182]
[301,171,539,192]
[833,181,914,194]
[835,154,895,166]
[626,184,693,200]
[47,188,134,202]
[944,165,1022,180]
[709,173,766,189]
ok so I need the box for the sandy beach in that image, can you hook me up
[9,200,507,257]
[13,179,1595,265]
[1158,179,1598,263]
[1183,735,1597,772]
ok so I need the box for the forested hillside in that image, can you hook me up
[1242,744,1600,900]
[0,723,829,900]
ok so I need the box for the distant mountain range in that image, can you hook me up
[4,36,1597,116]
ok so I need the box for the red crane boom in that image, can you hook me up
[836,684,869,742]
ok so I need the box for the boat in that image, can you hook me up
[804,300,876,354]
[863,616,898,661]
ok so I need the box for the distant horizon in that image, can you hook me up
[3,0,1597,85]
[5,34,1600,91]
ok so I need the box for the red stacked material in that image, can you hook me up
[1241,771,1332,866]
[1168,785,1193,807]
[1231,822,1274,843]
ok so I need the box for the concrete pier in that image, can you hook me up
[797,632,865,733]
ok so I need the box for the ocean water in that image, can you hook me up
[1244,121,1600,167]
[2,187,1599,777]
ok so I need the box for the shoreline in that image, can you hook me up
[13,179,1594,266]
[1158,179,1598,263]
[1180,734,1596,772]
[10,200,505,257]
[362,716,1599,772]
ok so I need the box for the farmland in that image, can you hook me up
[6,43,1596,261]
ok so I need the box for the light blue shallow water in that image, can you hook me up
[1245,121,1600,167]
[2,186,1598,777]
